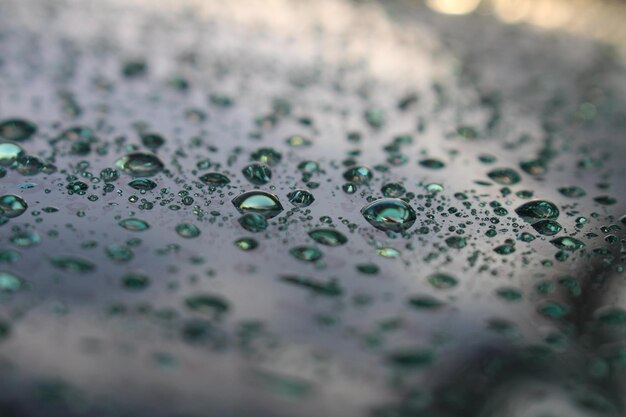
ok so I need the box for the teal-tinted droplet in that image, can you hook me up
[128,178,157,191]
[515,200,559,220]
[0,195,28,218]
[289,246,323,262]
[199,172,230,186]
[175,223,201,238]
[0,119,37,142]
[238,213,268,233]
[343,166,373,185]
[487,168,521,185]
[0,142,24,166]
[115,152,164,177]
[550,236,585,251]
[242,162,272,185]
[287,189,315,207]
[308,228,347,246]
[361,198,417,233]
[119,218,150,231]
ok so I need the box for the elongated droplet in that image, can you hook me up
[308,229,347,246]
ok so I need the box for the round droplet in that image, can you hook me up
[242,162,272,185]
[119,218,150,231]
[0,195,28,218]
[0,142,24,166]
[308,229,347,246]
[537,301,569,319]
[361,198,417,233]
[515,200,559,221]
[100,168,120,182]
[487,168,521,185]
[0,119,37,142]
[287,189,315,207]
[115,152,164,177]
[232,191,283,219]
[176,223,200,238]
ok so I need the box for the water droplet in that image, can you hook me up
[425,183,444,193]
[445,236,467,249]
[531,220,562,236]
[242,162,272,185]
[10,230,40,247]
[251,148,282,166]
[418,158,445,169]
[487,168,521,185]
[289,246,323,262]
[308,229,347,246]
[100,168,120,182]
[537,301,569,319]
[119,218,150,231]
[343,166,373,184]
[174,223,200,239]
[364,108,385,128]
[115,152,164,177]
[238,213,268,233]
[550,236,585,251]
[0,142,24,166]
[515,200,559,220]
[50,256,95,273]
[594,196,617,206]
[281,275,343,297]
[408,295,444,310]
[428,272,458,289]
[122,272,150,290]
[287,189,315,207]
[0,271,25,292]
[494,243,515,255]
[285,135,312,148]
[0,195,28,218]
[185,294,230,318]
[0,119,37,142]
[558,186,586,198]
[232,191,283,218]
[377,247,400,258]
[381,182,405,197]
[234,237,258,251]
[141,132,165,151]
[128,178,157,191]
[199,172,230,186]
[361,198,417,233]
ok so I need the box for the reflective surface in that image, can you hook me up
[0,0,625,416]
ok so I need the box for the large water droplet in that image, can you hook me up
[361,198,417,232]
[343,166,373,184]
[0,119,37,142]
[0,195,28,218]
[0,142,24,166]
[232,191,283,219]
[242,162,272,185]
[487,168,521,185]
[115,152,164,177]
[515,200,559,221]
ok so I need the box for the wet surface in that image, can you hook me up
[0,0,625,416]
